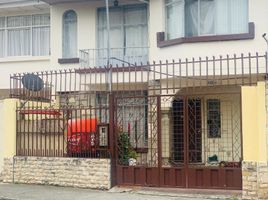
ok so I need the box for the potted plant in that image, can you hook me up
[118,132,138,166]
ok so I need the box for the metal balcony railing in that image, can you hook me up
[79,47,149,67]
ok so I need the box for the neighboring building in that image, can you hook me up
[0,0,268,199]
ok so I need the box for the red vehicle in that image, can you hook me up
[67,118,97,156]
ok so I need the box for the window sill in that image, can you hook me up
[58,58,80,64]
[0,56,50,63]
[157,22,255,48]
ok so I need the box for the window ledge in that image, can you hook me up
[0,56,50,63]
[157,22,255,48]
[58,58,80,64]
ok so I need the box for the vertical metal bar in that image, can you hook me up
[179,59,182,89]
[227,54,230,86]
[172,60,175,94]
[241,53,244,85]
[159,61,162,95]
[212,56,215,86]
[166,60,168,94]
[109,93,116,186]
[183,96,189,188]
[234,54,237,85]
[249,53,252,85]
[192,58,195,89]
[157,95,162,187]
[256,52,259,82]
[199,57,202,88]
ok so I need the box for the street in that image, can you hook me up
[0,183,240,200]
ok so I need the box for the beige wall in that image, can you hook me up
[201,94,241,163]
[242,82,267,162]
[2,99,18,159]
[0,100,4,173]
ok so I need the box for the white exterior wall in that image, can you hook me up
[0,7,51,89]
[0,0,267,89]
[149,0,268,60]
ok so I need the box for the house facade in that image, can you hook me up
[0,0,268,199]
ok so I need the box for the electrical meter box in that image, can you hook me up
[98,124,109,147]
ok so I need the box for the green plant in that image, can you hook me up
[118,132,137,165]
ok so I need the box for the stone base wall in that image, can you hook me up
[1,157,111,189]
[243,161,268,200]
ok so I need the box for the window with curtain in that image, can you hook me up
[166,0,248,40]
[63,10,77,58]
[97,5,148,65]
[0,14,50,58]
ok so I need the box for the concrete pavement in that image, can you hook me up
[0,183,241,200]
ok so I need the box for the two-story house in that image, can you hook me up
[0,0,268,199]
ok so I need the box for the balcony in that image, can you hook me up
[79,47,149,68]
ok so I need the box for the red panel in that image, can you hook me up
[210,169,219,187]
[122,167,134,184]
[175,168,185,187]
[134,167,146,185]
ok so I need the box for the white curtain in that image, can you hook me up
[63,10,77,58]
[185,0,198,36]
[216,0,248,35]
[33,14,50,56]
[97,5,148,66]
[200,0,215,35]
[0,17,5,58]
[229,0,248,34]
[125,6,148,64]
[8,28,30,56]
[0,30,4,58]
[7,16,31,56]
[166,0,185,39]
[185,0,215,36]
[33,27,50,56]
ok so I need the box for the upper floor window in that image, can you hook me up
[63,10,77,58]
[0,14,50,58]
[97,5,148,65]
[166,0,248,40]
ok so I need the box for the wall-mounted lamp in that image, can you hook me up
[114,0,119,6]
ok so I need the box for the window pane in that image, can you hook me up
[216,0,248,34]
[33,14,50,26]
[63,10,77,58]
[166,0,185,39]
[229,0,248,34]
[185,0,198,37]
[0,17,5,28]
[8,28,30,56]
[7,15,31,27]
[0,30,5,57]
[200,0,215,35]
[215,0,229,34]
[33,26,50,56]
[207,99,221,138]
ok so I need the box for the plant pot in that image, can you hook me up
[128,158,137,166]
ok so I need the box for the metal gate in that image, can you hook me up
[114,94,242,190]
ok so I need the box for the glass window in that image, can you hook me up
[0,14,50,57]
[166,0,248,39]
[63,10,77,58]
[207,99,221,138]
[97,5,148,66]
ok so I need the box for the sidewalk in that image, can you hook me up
[0,183,241,200]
